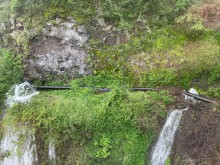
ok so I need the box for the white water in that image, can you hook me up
[4,82,39,108]
[184,88,200,104]
[0,82,39,165]
[48,129,56,164]
[0,130,38,165]
[49,141,56,164]
[151,88,199,165]
[151,106,189,165]
[189,88,198,95]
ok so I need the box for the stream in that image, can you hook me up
[151,88,199,165]
[0,82,56,165]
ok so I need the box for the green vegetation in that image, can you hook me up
[1,0,220,164]
[0,0,200,28]
[165,157,171,165]
[4,81,173,164]
[0,48,23,104]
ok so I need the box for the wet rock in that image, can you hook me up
[104,35,117,46]
[197,78,207,90]
[208,85,217,92]
[150,63,158,67]
[176,103,187,109]
[136,21,148,30]
[102,25,113,32]
[190,78,199,86]
[194,106,203,115]
[126,56,131,62]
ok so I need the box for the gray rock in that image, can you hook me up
[25,27,40,39]
[0,22,6,32]
[208,85,217,92]
[10,19,15,30]
[197,78,207,90]
[47,25,90,47]
[190,78,199,86]
[126,57,131,62]
[150,63,158,67]
[104,35,117,46]
[176,103,187,109]
[24,36,92,81]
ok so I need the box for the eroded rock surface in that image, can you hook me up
[24,35,91,81]
[22,16,92,81]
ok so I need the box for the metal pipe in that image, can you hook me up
[183,92,216,103]
[36,86,160,92]
[131,88,159,91]
[37,86,71,89]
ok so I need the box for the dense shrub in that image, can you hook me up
[4,82,173,164]
[0,48,23,105]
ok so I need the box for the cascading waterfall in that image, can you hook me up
[151,88,199,165]
[0,82,56,165]
[151,106,189,165]
[0,82,39,165]
[184,88,200,104]
[0,130,38,165]
[49,141,56,164]
[49,129,56,164]
[4,82,39,108]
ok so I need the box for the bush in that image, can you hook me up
[0,48,24,104]
[4,81,173,164]
[0,0,11,23]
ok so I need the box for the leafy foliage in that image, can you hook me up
[0,48,24,104]
[10,0,51,18]
[3,0,198,30]
[4,80,173,164]
[175,0,193,12]
[165,157,171,165]
[0,0,11,23]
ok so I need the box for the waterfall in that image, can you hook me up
[0,130,38,165]
[151,88,198,165]
[0,82,39,165]
[151,106,189,165]
[49,141,56,164]
[4,82,39,108]
[49,129,56,164]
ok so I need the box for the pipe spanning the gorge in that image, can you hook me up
[36,86,160,92]
[183,92,216,103]
[36,86,215,103]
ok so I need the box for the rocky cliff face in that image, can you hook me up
[23,16,92,81]
[0,12,138,82]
